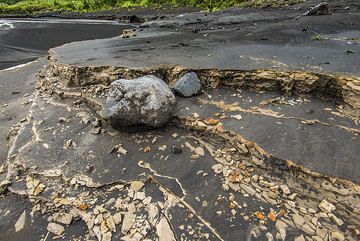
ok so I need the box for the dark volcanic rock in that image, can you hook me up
[105,75,176,129]
[171,146,183,154]
[173,72,202,97]
[303,2,330,16]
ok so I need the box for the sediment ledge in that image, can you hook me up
[42,53,360,120]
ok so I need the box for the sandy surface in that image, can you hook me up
[0,1,360,240]
[0,19,131,70]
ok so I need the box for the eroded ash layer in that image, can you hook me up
[44,53,360,121]
[2,47,353,240]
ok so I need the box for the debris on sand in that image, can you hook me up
[47,222,65,236]
[173,72,202,97]
[14,211,26,232]
[105,75,176,129]
[302,2,330,16]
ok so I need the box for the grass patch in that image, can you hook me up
[0,0,303,14]
[311,34,327,41]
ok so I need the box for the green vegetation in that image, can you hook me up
[311,34,327,41]
[0,0,303,13]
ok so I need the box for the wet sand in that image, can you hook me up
[0,19,131,70]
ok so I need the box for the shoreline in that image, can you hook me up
[0,18,132,70]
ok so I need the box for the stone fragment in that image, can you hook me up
[211,164,223,174]
[147,203,159,226]
[331,231,345,241]
[113,212,122,225]
[254,211,265,220]
[156,217,176,241]
[15,211,26,232]
[294,234,305,241]
[280,185,290,195]
[131,181,144,191]
[328,213,344,226]
[121,211,135,234]
[302,2,330,16]
[204,118,219,125]
[158,145,167,151]
[0,180,11,194]
[194,147,205,156]
[292,213,305,227]
[275,220,287,240]
[268,212,276,222]
[53,213,73,225]
[106,216,116,231]
[47,222,65,236]
[103,232,112,241]
[117,145,128,155]
[318,200,335,213]
[105,75,176,129]
[232,114,242,120]
[173,72,202,97]
[240,184,256,195]
[228,182,240,192]
[301,223,315,235]
[171,146,182,154]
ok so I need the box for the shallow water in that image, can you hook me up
[0,20,14,30]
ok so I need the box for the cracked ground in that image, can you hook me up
[1,0,360,240]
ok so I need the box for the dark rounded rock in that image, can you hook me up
[105,75,176,129]
[171,146,182,154]
[173,72,202,98]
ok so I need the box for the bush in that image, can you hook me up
[0,0,303,14]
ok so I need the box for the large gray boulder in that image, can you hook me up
[105,75,176,129]
[173,72,202,97]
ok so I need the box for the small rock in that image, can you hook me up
[158,145,167,151]
[267,212,276,222]
[302,2,330,16]
[131,181,144,191]
[113,212,122,225]
[173,72,202,97]
[280,185,290,195]
[106,216,116,231]
[232,114,242,120]
[328,213,344,226]
[117,145,127,155]
[292,213,305,227]
[301,223,315,235]
[53,213,73,225]
[171,146,182,154]
[255,211,265,220]
[228,182,240,192]
[294,234,306,241]
[331,231,345,241]
[0,180,11,194]
[318,199,335,213]
[194,147,205,156]
[121,211,135,234]
[275,220,287,240]
[58,117,67,123]
[240,184,256,195]
[211,164,223,174]
[156,217,176,241]
[15,211,26,232]
[92,127,101,134]
[47,222,65,236]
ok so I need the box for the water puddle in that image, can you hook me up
[0,20,14,30]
